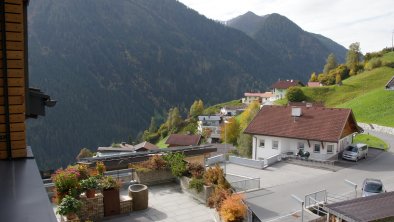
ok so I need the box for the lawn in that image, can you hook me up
[155,136,169,148]
[203,99,242,115]
[353,134,388,150]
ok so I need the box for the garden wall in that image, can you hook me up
[134,169,175,185]
[179,176,213,205]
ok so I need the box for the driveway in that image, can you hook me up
[228,131,394,222]
[104,183,216,222]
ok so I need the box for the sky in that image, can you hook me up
[178,0,394,53]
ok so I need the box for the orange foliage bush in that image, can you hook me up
[208,187,231,210]
[219,194,246,222]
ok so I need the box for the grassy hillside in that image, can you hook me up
[301,52,394,127]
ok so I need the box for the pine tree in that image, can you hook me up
[148,117,157,133]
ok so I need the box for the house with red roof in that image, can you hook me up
[165,134,202,147]
[271,79,304,100]
[244,105,361,160]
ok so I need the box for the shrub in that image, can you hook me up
[99,176,120,190]
[204,165,230,189]
[187,162,205,179]
[130,155,167,171]
[208,187,231,210]
[52,167,81,201]
[163,152,187,177]
[56,195,82,216]
[364,58,382,70]
[96,161,106,175]
[189,177,204,193]
[219,194,246,222]
[77,164,90,180]
[285,86,305,102]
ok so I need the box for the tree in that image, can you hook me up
[189,99,204,118]
[237,134,252,158]
[346,42,362,75]
[148,117,157,133]
[221,118,240,145]
[285,86,305,102]
[323,53,337,74]
[309,72,318,82]
[166,107,182,132]
[76,148,93,160]
[239,101,260,130]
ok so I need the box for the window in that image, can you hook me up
[327,145,334,153]
[314,144,320,153]
[259,139,265,148]
[298,142,304,149]
[272,141,279,149]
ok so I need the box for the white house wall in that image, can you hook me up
[252,135,339,161]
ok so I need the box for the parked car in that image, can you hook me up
[362,178,386,197]
[342,143,368,161]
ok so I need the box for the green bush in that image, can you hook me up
[56,195,82,216]
[364,58,382,70]
[189,177,204,193]
[80,176,99,191]
[285,86,305,102]
[163,152,187,177]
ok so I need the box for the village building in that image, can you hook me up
[271,79,304,100]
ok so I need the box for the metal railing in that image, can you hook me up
[226,173,260,193]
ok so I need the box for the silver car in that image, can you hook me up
[362,178,386,197]
[342,143,368,161]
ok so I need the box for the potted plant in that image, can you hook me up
[99,176,121,216]
[51,167,81,203]
[56,195,82,220]
[80,176,99,198]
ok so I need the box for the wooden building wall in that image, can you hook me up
[0,0,27,159]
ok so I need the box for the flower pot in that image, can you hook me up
[85,189,96,198]
[66,212,77,220]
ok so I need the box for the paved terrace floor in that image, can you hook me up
[104,182,216,222]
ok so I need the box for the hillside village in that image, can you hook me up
[70,50,394,221]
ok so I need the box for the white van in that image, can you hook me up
[342,143,368,161]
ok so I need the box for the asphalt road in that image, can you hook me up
[244,131,394,221]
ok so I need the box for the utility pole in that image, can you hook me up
[392,30,394,51]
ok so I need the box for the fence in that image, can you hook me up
[226,173,260,193]
[229,155,267,169]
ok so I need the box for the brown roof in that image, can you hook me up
[271,80,303,89]
[133,141,159,151]
[324,191,394,221]
[244,105,359,142]
[165,134,201,146]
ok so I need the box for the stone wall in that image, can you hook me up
[359,122,394,135]
[79,193,104,221]
[179,176,213,205]
[134,169,175,185]
[120,196,133,214]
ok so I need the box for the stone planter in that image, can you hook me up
[179,176,213,205]
[60,214,80,222]
[79,193,104,221]
[134,169,175,185]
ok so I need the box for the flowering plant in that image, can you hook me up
[80,176,99,191]
[99,176,121,190]
[52,166,82,203]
